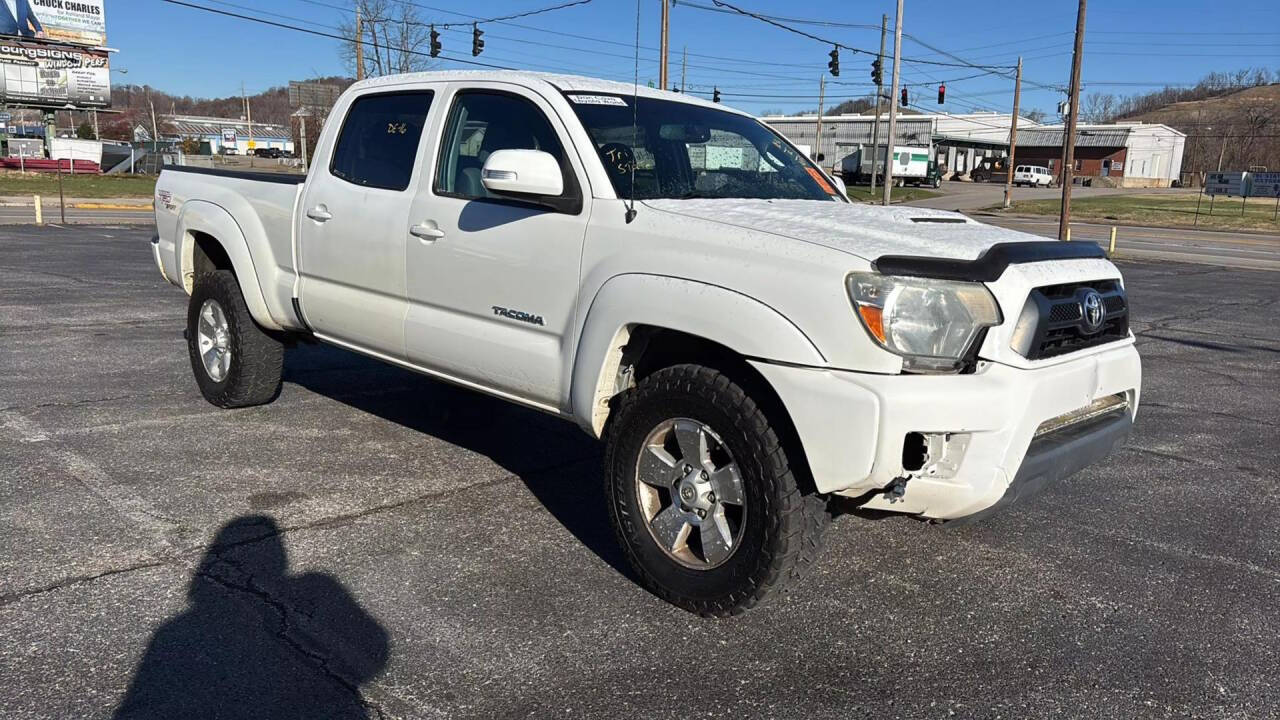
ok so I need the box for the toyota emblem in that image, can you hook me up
[1081,291,1105,334]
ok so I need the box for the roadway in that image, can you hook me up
[1,194,1274,271]
[979,215,1280,271]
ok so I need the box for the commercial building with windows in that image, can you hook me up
[1010,123,1186,188]
[156,114,295,154]
[761,111,1043,179]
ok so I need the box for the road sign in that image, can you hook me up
[1249,172,1280,198]
[1205,171,1246,197]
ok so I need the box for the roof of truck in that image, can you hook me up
[347,70,746,115]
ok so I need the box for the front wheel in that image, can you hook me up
[604,364,830,616]
[186,269,283,408]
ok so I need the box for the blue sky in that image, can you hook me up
[110,0,1279,116]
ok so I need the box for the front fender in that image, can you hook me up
[176,200,280,331]
[569,273,826,436]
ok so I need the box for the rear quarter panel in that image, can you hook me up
[155,169,305,330]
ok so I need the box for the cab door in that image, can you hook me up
[402,84,591,409]
[297,89,435,358]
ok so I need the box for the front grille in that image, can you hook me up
[1013,279,1129,360]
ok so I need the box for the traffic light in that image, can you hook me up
[937,83,945,105]
[870,58,882,85]
[429,25,441,57]
[712,87,721,103]
[471,23,484,56]
[827,46,839,77]
[901,87,909,107]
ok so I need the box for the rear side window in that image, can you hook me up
[330,91,434,191]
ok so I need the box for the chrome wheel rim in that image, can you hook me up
[635,418,747,570]
[196,298,232,382]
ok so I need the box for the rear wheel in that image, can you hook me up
[604,364,829,616]
[186,269,283,408]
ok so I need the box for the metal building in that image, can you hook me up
[761,112,1040,179]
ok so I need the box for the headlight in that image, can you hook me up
[847,272,1002,372]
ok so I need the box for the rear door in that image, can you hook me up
[297,89,436,358]
[402,83,591,409]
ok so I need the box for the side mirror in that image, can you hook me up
[830,174,847,196]
[481,149,563,197]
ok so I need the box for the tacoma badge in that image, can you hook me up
[492,306,545,326]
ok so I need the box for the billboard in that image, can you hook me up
[1,0,106,47]
[0,39,109,107]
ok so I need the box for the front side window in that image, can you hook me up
[435,91,568,200]
[330,91,434,191]
[566,94,841,202]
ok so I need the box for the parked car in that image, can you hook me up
[253,147,283,158]
[152,71,1140,616]
[1013,164,1054,187]
[219,146,239,155]
[970,156,1007,183]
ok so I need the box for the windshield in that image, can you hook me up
[565,94,842,202]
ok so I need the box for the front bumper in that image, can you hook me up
[750,341,1141,520]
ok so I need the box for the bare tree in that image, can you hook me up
[1023,108,1048,124]
[1082,92,1117,123]
[338,0,435,78]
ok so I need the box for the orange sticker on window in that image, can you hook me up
[806,166,835,194]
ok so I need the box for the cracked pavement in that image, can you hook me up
[2,225,1277,719]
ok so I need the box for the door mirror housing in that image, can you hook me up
[481,149,564,198]
[830,174,847,197]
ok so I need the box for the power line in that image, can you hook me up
[160,0,513,69]
[693,0,1018,71]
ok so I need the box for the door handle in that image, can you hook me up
[306,205,333,222]
[410,221,446,242]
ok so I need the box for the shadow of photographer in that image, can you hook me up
[114,515,389,719]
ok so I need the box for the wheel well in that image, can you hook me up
[611,326,817,492]
[193,232,232,274]
[182,231,233,293]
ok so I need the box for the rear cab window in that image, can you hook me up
[330,91,435,191]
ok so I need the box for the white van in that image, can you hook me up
[1013,165,1053,187]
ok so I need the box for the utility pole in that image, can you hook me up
[148,98,158,145]
[1003,56,1022,209]
[659,0,670,90]
[680,46,687,92]
[882,0,903,205]
[870,13,886,195]
[1058,0,1087,241]
[815,75,826,168]
[355,7,364,81]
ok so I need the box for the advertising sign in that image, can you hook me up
[1,0,107,47]
[221,127,237,145]
[1250,172,1280,199]
[0,39,109,107]
[1204,171,1246,197]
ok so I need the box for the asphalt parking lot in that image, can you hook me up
[2,225,1277,719]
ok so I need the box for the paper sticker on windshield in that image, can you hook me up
[806,167,836,195]
[569,94,627,106]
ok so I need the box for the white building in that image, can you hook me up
[761,111,1042,177]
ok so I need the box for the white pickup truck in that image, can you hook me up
[152,71,1141,616]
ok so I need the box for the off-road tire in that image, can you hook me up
[186,269,283,408]
[604,364,829,616]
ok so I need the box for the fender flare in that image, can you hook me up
[570,273,826,436]
[175,200,281,331]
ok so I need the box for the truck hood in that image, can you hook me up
[642,198,1052,262]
